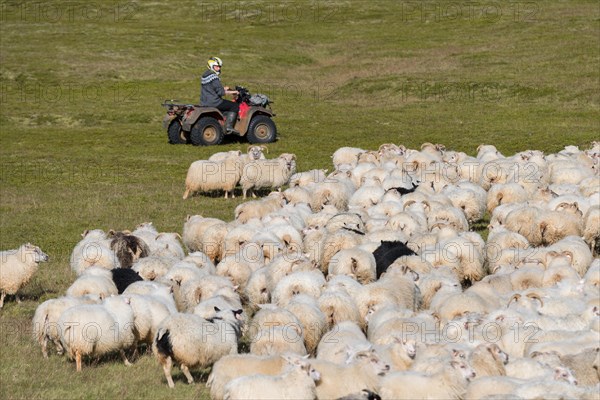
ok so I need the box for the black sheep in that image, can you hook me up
[109,231,150,268]
[112,268,143,294]
[372,241,417,279]
[386,181,419,196]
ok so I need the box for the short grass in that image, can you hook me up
[0,0,598,398]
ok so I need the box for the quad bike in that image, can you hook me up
[161,86,277,146]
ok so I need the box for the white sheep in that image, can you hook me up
[245,267,270,309]
[285,294,327,355]
[249,325,307,357]
[289,169,327,187]
[160,261,208,288]
[354,273,420,324]
[223,354,320,400]
[442,182,487,223]
[153,307,243,388]
[317,321,371,364]
[469,342,509,378]
[215,254,256,297]
[32,294,101,358]
[175,274,234,312]
[246,304,303,342]
[70,230,118,275]
[65,266,118,298]
[0,243,48,308]
[234,192,286,223]
[379,360,475,400]
[131,255,178,281]
[372,336,417,372]
[583,205,600,256]
[548,235,593,276]
[309,174,355,212]
[183,251,216,274]
[207,353,290,400]
[182,215,226,253]
[328,248,377,284]
[348,185,386,209]
[242,145,268,163]
[58,295,136,371]
[310,347,390,399]
[332,147,366,169]
[239,153,297,199]
[318,230,363,273]
[271,270,325,307]
[128,293,174,348]
[318,286,362,329]
[129,222,159,252]
[183,156,243,199]
[208,149,243,162]
[282,185,314,205]
[486,182,529,213]
[153,232,185,259]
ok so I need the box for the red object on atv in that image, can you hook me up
[239,102,250,119]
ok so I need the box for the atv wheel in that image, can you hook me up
[190,117,224,146]
[167,120,187,144]
[247,115,277,144]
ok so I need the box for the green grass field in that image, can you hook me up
[0,0,598,398]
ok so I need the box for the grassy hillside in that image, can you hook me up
[0,0,598,398]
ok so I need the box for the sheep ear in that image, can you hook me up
[214,306,221,312]
[82,230,89,238]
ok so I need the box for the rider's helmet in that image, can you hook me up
[207,56,223,75]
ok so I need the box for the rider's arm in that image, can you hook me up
[223,86,239,96]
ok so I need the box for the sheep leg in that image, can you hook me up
[159,354,175,388]
[242,189,247,199]
[251,189,257,198]
[54,339,64,356]
[76,350,82,372]
[41,336,49,358]
[224,191,228,199]
[183,189,190,200]
[15,294,21,304]
[0,292,5,308]
[120,349,132,366]
[181,364,194,384]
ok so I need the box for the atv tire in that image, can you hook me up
[247,115,277,144]
[190,117,224,146]
[167,120,187,144]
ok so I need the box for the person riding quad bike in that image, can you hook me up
[200,56,240,134]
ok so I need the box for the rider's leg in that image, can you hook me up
[217,100,240,133]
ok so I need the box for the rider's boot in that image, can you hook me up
[225,112,240,135]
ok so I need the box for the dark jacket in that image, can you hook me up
[200,70,225,107]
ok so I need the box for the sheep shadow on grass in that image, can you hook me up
[186,187,274,200]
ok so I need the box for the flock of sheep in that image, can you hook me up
[1,141,599,399]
